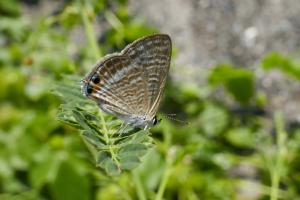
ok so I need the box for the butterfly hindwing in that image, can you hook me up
[84,54,148,118]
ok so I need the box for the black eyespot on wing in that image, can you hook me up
[91,75,100,84]
[86,84,93,94]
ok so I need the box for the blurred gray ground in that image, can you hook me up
[129,0,300,122]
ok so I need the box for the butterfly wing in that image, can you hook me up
[82,54,149,120]
[122,34,172,118]
[83,34,171,125]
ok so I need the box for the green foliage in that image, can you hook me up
[54,76,153,176]
[209,64,255,104]
[263,52,300,81]
[1,0,300,199]
[200,103,229,136]
[0,0,20,16]
[51,161,90,200]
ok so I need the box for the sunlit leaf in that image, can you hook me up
[262,52,300,81]
[209,64,255,104]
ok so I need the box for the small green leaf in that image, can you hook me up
[209,64,254,104]
[225,127,254,148]
[72,109,101,136]
[118,143,147,157]
[96,151,111,165]
[103,158,120,176]
[119,156,140,170]
[82,131,106,148]
[262,52,300,81]
[201,103,228,136]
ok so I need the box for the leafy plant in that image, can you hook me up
[54,76,153,176]
[1,0,300,199]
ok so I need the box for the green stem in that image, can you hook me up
[271,111,286,200]
[271,171,279,200]
[155,148,175,200]
[79,0,120,168]
[155,167,171,200]
[132,171,147,200]
[80,3,102,58]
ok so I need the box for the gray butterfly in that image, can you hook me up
[82,34,172,129]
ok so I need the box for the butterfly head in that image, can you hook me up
[128,115,162,129]
[152,116,162,126]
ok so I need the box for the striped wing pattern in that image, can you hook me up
[82,34,171,128]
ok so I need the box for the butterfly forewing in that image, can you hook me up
[82,34,172,128]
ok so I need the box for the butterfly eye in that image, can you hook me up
[86,84,93,94]
[91,75,100,84]
[152,116,161,126]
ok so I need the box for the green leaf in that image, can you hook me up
[119,156,140,170]
[102,158,120,176]
[82,131,106,148]
[209,64,255,104]
[262,52,300,81]
[118,143,148,158]
[0,0,20,16]
[200,103,228,136]
[120,130,151,145]
[96,151,111,165]
[30,156,55,189]
[96,151,121,176]
[225,127,254,148]
[134,148,164,191]
[72,109,101,136]
[51,161,90,200]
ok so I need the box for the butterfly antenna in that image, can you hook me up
[161,113,190,125]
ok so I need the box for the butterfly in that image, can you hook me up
[81,34,172,129]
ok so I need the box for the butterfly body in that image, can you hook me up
[82,34,171,129]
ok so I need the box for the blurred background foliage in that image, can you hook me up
[1,0,300,200]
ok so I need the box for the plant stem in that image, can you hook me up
[271,111,286,200]
[132,170,147,200]
[155,148,175,200]
[155,167,171,200]
[79,0,120,168]
[80,3,102,58]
